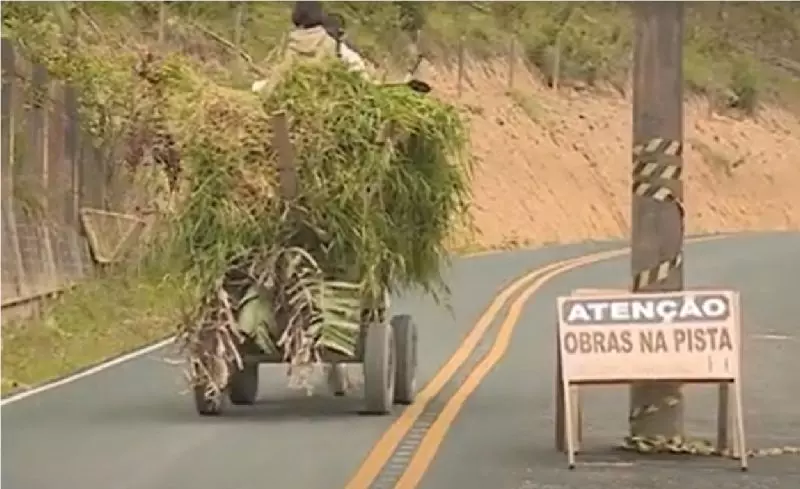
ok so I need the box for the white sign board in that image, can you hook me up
[553,288,748,471]
[556,290,741,383]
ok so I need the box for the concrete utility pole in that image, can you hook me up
[629,2,686,442]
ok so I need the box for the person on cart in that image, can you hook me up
[251,1,372,93]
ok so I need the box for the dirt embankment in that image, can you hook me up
[426,58,800,250]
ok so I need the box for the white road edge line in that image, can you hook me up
[0,247,510,407]
[1,336,176,407]
[0,233,731,407]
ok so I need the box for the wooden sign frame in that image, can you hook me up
[554,288,748,471]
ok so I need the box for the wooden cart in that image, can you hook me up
[192,109,423,417]
[192,303,418,416]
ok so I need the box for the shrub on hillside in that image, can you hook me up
[728,55,761,115]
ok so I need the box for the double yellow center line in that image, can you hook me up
[345,236,723,489]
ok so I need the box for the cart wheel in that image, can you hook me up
[363,320,396,415]
[391,315,417,405]
[194,383,225,416]
[228,364,259,405]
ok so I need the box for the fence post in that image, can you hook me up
[550,6,576,91]
[457,36,465,98]
[507,36,516,91]
[552,35,562,90]
[158,1,168,44]
[232,1,247,75]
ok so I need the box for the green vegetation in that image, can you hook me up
[2,1,799,396]
[1,266,185,394]
[176,63,470,396]
[6,2,800,110]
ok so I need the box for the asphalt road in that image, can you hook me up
[3,231,800,489]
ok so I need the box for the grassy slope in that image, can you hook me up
[1,271,185,394]
[74,2,800,106]
[2,1,799,395]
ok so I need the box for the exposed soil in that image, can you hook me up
[426,58,800,250]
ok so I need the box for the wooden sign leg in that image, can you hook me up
[716,382,730,453]
[563,378,577,469]
[733,379,748,471]
[555,371,566,451]
[555,333,566,452]
[574,386,582,450]
[555,330,582,455]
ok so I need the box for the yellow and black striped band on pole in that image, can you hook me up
[631,137,684,291]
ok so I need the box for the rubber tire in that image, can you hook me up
[194,384,225,416]
[391,315,417,405]
[363,320,396,415]
[228,364,259,405]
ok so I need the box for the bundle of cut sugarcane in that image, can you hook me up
[171,61,472,397]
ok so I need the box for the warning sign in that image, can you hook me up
[556,290,740,382]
